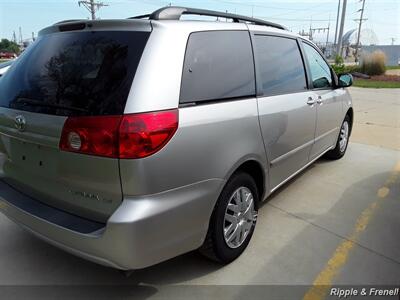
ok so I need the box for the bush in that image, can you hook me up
[331,63,346,75]
[334,54,344,65]
[360,51,386,76]
[331,63,359,75]
[0,39,20,55]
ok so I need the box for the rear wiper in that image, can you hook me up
[15,97,89,113]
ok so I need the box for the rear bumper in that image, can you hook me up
[0,179,223,270]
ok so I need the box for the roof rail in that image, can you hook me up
[131,6,286,30]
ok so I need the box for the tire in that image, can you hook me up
[199,172,258,263]
[325,114,351,160]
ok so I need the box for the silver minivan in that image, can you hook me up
[0,7,353,270]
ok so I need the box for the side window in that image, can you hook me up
[180,31,255,103]
[302,42,333,89]
[254,35,307,96]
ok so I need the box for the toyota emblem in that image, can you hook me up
[14,115,26,132]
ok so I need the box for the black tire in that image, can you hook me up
[325,114,351,160]
[199,172,258,263]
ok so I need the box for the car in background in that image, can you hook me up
[0,52,17,59]
[0,60,13,77]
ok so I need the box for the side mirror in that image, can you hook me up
[338,73,353,88]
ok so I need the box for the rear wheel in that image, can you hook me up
[200,172,258,263]
[325,114,351,160]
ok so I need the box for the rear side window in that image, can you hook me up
[0,31,150,116]
[254,35,307,96]
[180,31,255,103]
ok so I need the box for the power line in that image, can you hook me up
[78,0,109,20]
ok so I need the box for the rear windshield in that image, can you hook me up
[0,31,149,116]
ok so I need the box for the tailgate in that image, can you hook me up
[0,26,151,222]
[0,109,122,222]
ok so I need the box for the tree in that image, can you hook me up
[0,39,20,54]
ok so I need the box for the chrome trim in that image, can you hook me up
[314,127,339,143]
[270,139,314,167]
[270,145,334,193]
[307,97,316,105]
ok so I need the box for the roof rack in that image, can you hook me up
[130,6,286,30]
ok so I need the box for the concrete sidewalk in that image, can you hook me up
[350,87,400,150]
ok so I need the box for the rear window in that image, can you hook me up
[180,31,255,103]
[0,31,149,116]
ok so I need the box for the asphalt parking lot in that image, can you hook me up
[0,87,399,299]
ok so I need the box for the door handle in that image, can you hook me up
[307,97,316,105]
[316,96,323,104]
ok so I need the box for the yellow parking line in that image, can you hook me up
[303,161,400,300]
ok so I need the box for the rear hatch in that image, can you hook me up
[0,21,151,222]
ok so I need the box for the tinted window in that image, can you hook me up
[302,42,332,89]
[254,35,307,96]
[180,31,255,103]
[0,31,150,116]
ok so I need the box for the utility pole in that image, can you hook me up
[309,25,330,54]
[326,22,331,50]
[354,0,367,62]
[334,0,341,46]
[18,27,23,45]
[298,29,311,39]
[78,0,108,20]
[336,0,347,57]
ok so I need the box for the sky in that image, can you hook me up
[0,0,399,45]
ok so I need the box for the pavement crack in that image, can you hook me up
[267,202,400,266]
[362,121,399,128]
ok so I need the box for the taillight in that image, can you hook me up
[59,115,121,158]
[119,110,178,159]
[59,109,178,159]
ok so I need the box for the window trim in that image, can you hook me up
[178,95,257,108]
[178,30,257,105]
[251,32,310,98]
[299,40,337,90]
